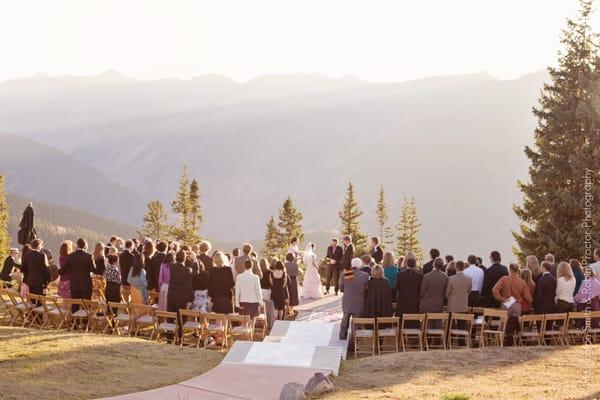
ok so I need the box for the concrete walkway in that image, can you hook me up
[102,295,345,400]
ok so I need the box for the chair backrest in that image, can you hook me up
[108,301,129,314]
[205,312,227,326]
[179,309,203,325]
[566,311,588,322]
[544,313,567,324]
[376,316,399,327]
[483,308,508,318]
[228,314,251,327]
[450,313,473,322]
[7,290,26,307]
[352,317,376,330]
[28,293,42,305]
[130,303,155,317]
[156,310,177,322]
[402,313,426,328]
[120,288,131,304]
[83,299,102,315]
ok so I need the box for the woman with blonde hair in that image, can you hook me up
[57,240,73,298]
[382,252,398,298]
[208,251,235,314]
[555,261,575,313]
[519,268,535,314]
[525,255,542,282]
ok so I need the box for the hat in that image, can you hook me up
[10,248,19,252]
[351,258,362,268]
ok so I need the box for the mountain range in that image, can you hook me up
[0,70,547,259]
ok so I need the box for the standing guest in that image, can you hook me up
[167,251,194,335]
[158,252,175,311]
[534,261,558,315]
[482,251,508,307]
[231,248,240,266]
[397,256,405,271]
[545,253,557,277]
[420,258,449,322]
[340,235,354,281]
[259,258,275,328]
[285,253,299,310]
[445,255,454,265]
[422,248,440,275]
[555,261,575,313]
[590,248,600,279]
[324,238,343,295]
[148,241,166,293]
[476,256,486,271]
[288,237,300,258]
[103,253,122,303]
[525,255,543,283]
[104,236,118,256]
[93,242,106,276]
[64,238,97,301]
[569,259,584,295]
[270,260,289,320]
[119,240,135,287]
[128,253,148,304]
[382,252,399,299]
[115,237,125,252]
[198,241,213,272]
[57,241,73,298]
[21,239,50,296]
[370,237,384,264]
[396,257,422,320]
[360,255,373,275]
[574,269,600,328]
[520,268,536,314]
[446,260,457,277]
[339,258,369,340]
[464,255,484,307]
[364,265,393,318]
[1,248,20,287]
[445,260,471,314]
[191,261,210,313]
[234,243,262,279]
[208,251,235,314]
[236,259,264,318]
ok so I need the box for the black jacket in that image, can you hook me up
[422,260,435,275]
[370,246,383,264]
[167,262,195,311]
[396,268,423,315]
[119,250,134,286]
[326,245,343,270]
[482,263,509,307]
[1,255,19,281]
[147,252,166,291]
[208,267,235,299]
[534,273,558,314]
[21,250,50,288]
[340,243,354,270]
[64,249,98,292]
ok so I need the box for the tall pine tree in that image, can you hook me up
[189,178,203,240]
[375,185,393,248]
[277,196,303,250]
[139,199,169,241]
[170,166,201,244]
[339,182,367,255]
[395,197,424,262]
[513,0,600,262]
[263,216,281,260]
[0,175,9,262]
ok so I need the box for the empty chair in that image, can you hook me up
[352,317,377,357]
[130,304,156,338]
[228,314,254,343]
[542,313,567,346]
[84,299,111,333]
[204,313,229,350]
[401,314,426,351]
[424,312,449,350]
[108,302,131,335]
[565,312,589,345]
[480,309,508,347]
[375,317,399,354]
[517,314,544,346]
[253,304,268,340]
[448,313,473,349]
[155,310,179,344]
[44,296,70,330]
[28,294,48,328]
[70,299,91,331]
[179,309,205,348]
[5,290,31,327]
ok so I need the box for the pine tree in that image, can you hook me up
[0,175,10,262]
[189,178,203,241]
[395,197,424,262]
[138,199,169,241]
[170,166,200,244]
[513,0,600,263]
[263,216,281,260]
[277,196,304,250]
[375,185,393,248]
[338,182,367,255]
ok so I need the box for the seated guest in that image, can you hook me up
[270,261,289,320]
[360,255,373,275]
[493,263,532,343]
[422,248,440,275]
[382,252,399,299]
[464,255,484,307]
[128,253,148,304]
[364,265,393,318]
[482,251,508,307]
[555,261,575,313]
[534,261,557,315]
[158,252,175,311]
[574,269,600,328]
[167,250,194,313]
[339,258,370,340]
[236,259,264,318]
[198,241,213,271]
[569,259,584,295]
[445,260,471,314]
[208,251,235,314]
[1,248,20,288]
[64,238,97,302]
[420,257,448,316]
[21,239,51,296]
[191,261,210,313]
[103,253,122,303]
[285,253,300,311]
[519,268,536,314]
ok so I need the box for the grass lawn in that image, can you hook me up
[315,345,600,400]
[0,326,224,400]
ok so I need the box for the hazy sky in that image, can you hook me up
[1,0,598,83]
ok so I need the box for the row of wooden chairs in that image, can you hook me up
[351,309,600,357]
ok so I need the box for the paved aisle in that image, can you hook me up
[102,295,346,400]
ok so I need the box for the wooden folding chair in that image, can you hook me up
[179,309,205,348]
[424,312,449,350]
[565,312,588,345]
[470,307,485,346]
[590,311,600,344]
[147,290,160,306]
[0,288,13,324]
[28,294,48,328]
[7,290,32,327]
[130,304,156,339]
[448,313,473,349]
[480,309,508,347]
[70,299,91,331]
[542,313,567,346]
[375,317,399,354]
[92,276,107,302]
[84,299,111,333]
[352,317,376,358]
[204,313,229,350]
[120,287,131,304]
[253,304,268,340]
[401,314,425,351]
[517,314,544,346]
[44,296,70,330]
[156,311,178,344]
[108,302,131,335]
[229,314,254,344]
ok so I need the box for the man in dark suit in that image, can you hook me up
[147,241,167,291]
[340,235,355,281]
[21,239,50,296]
[422,248,440,275]
[119,240,135,287]
[481,250,508,307]
[64,238,98,301]
[534,261,558,315]
[104,236,118,256]
[396,257,423,320]
[198,240,214,272]
[325,238,343,295]
[370,237,383,264]
[1,248,20,286]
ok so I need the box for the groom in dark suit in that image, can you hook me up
[325,238,343,295]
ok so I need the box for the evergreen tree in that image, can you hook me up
[277,196,304,250]
[375,185,393,248]
[395,197,424,262]
[338,182,367,255]
[138,199,169,241]
[189,178,203,241]
[170,166,200,244]
[0,175,10,262]
[263,216,281,260]
[513,0,600,262]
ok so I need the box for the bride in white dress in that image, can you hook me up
[302,242,323,299]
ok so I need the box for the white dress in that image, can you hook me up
[302,251,323,299]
